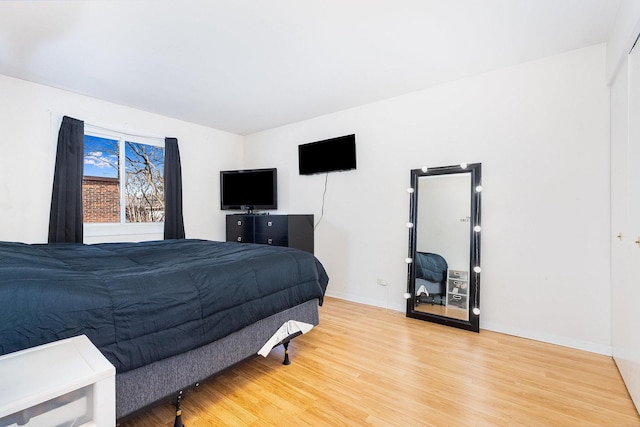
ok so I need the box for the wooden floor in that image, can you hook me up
[120,297,640,427]
[415,301,468,320]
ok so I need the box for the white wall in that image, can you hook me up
[245,44,611,354]
[0,74,244,243]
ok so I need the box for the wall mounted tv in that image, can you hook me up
[298,134,356,175]
[220,168,277,212]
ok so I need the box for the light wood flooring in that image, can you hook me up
[120,297,640,426]
[414,301,468,320]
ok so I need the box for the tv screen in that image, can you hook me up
[220,168,277,211]
[298,134,356,175]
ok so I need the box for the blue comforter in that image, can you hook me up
[0,239,328,373]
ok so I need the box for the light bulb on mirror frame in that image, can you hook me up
[472,307,481,315]
[474,225,481,232]
[403,292,412,299]
[405,257,413,264]
[407,187,415,194]
[460,162,468,169]
[473,266,481,273]
[406,222,414,228]
[421,166,428,172]
[476,185,483,192]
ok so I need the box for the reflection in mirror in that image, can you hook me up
[406,163,481,332]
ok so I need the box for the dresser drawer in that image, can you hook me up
[254,216,288,246]
[448,270,468,280]
[447,293,468,309]
[448,279,469,295]
[225,215,254,242]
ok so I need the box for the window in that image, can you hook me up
[83,131,165,225]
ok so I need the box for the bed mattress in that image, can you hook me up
[0,239,328,373]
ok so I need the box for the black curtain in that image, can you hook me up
[164,137,185,239]
[48,116,84,243]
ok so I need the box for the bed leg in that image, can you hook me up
[282,341,291,365]
[173,390,185,427]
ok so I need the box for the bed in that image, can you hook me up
[0,238,329,420]
[414,251,447,305]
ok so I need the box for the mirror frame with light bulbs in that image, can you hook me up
[405,163,482,332]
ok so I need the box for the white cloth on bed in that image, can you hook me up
[416,284,429,296]
[257,320,314,357]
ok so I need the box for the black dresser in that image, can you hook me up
[225,214,314,253]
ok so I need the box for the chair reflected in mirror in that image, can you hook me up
[414,251,447,306]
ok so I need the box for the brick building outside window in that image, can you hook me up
[82,176,120,223]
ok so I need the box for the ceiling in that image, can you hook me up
[0,0,621,135]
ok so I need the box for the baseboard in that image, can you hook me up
[324,290,405,313]
[324,292,612,356]
[481,321,612,356]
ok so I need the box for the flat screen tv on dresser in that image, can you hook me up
[220,168,277,212]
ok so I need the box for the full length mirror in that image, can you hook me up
[406,163,481,332]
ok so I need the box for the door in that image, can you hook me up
[611,44,640,413]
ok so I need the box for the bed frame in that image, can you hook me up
[116,298,320,422]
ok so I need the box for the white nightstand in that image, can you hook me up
[0,335,115,427]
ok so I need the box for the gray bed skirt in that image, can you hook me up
[116,298,320,420]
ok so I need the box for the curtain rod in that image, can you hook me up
[49,110,167,143]
[84,122,166,142]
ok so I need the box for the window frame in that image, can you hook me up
[83,125,165,239]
